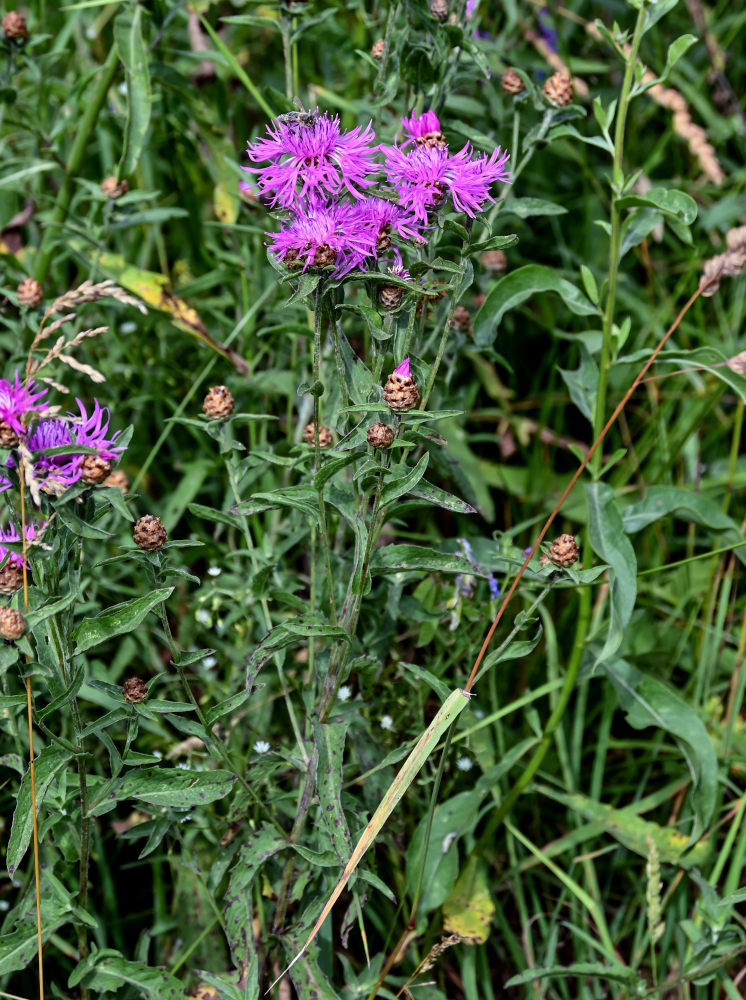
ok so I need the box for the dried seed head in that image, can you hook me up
[380,283,404,312]
[482,249,508,273]
[0,606,26,640]
[383,359,420,412]
[2,11,28,39]
[0,561,24,595]
[546,533,579,568]
[81,454,113,485]
[367,422,394,448]
[16,277,43,308]
[371,38,385,60]
[543,72,573,107]
[103,468,129,492]
[429,0,448,21]
[0,419,19,448]
[501,68,525,95]
[202,385,235,420]
[100,176,129,199]
[450,305,472,334]
[303,422,333,448]
[133,514,167,551]
[122,676,148,703]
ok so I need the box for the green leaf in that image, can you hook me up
[473,265,598,346]
[506,962,645,990]
[407,481,476,514]
[380,454,429,507]
[282,908,344,1000]
[246,615,352,691]
[600,657,718,838]
[7,747,71,876]
[73,589,174,654]
[315,720,353,864]
[225,826,287,969]
[558,346,599,426]
[586,483,636,660]
[88,767,235,816]
[69,949,185,999]
[468,233,519,254]
[236,486,320,522]
[616,187,697,225]
[443,857,495,943]
[502,197,568,218]
[371,544,479,576]
[113,6,152,177]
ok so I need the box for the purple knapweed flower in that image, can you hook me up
[488,572,500,600]
[245,111,378,208]
[268,198,378,278]
[0,520,41,569]
[383,142,511,224]
[349,197,422,253]
[394,357,411,378]
[466,0,479,16]
[0,372,47,440]
[25,399,123,492]
[400,108,446,149]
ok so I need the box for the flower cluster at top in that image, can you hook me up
[0,373,123,496]
[244,107,511,279]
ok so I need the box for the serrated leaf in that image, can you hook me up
[7,747,70,876]
[113,7,152,177]
[73,589,174,654]
[442,857,495,943]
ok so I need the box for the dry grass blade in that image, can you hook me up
[267,689,472,993]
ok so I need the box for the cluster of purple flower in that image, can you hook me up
[0,373,123,496]
[243,107,511,279]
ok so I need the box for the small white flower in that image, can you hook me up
[176,761,189,770]
[254,740,270,754]
[195,608,211,626]
[337,685,352,702]
[0,900,9,911]
[207,565,222,577]
[120,321,138,334]
[153,750,163,759]
[380,715,393,731]
[456,756,473,771]
[473,708,485,720]
[202,655,217,669]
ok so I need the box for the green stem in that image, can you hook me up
[421,256,469,408]
[312,288,337,625]
[591,4,647,478]
[35,44,119,285]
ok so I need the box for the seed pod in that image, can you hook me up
[133,514,167,552]
[501,68,525,95]
[0,420,19,447]
[2,11,28,39]
[543,72,573,107]
[481,249,508,273]
[429,0,448,21]
[16,277,43,308]
[100,176,129,199]
[383,359,420,412]
[371,38,385,60]
[379,283,404,312]
[0,606,26,640]
[0,561,24,595]
[81,454,112,485]
[122,676,148,703]
[367,422,394,448]
[103,469,129,492]
[450,305,472,334]
[547,533,579,568]
[303,422,333,448]
[203,385,234,420]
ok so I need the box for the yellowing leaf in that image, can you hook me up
[214,182,239,225]
[442,858,494,944]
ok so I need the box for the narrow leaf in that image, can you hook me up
[73,589,174,654]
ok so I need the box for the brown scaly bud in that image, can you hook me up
[501,68,525,95]
[367,422,394,449]
[133,514,167,552]
[545,533,579,568]
[0,561,24,595]
[2,11,28,39]
[482,249,508,273]
[103,468,129,492]
[202,385,234,420]
[543,72,573,107]
[81,454,112,485]
[415,130,447,151]
[16,277,43,308]
[303,422,333,448]
[371,38,385,60]
[0,420,19,447]
[100,176,129,199]
[0,606,26,640]
[313,243,337,268]
[379,283,404,312]
[450,305,472,334]
[122,676,148,704]
[429,0,448,21]
[383,358,420,412]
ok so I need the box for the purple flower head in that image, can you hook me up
[24,399,123,493]
[466,0,479,16]
[383,142,511,224]
[0,520,41,569]
[488,572,500,600]
[400,108,446,149]
[394,358,411,378]
[349,197,422,253]
[268,198,378,278]
[245,111,378,208]
[0,372,48,438]
[387,261,411,282]
[538,8,558,53]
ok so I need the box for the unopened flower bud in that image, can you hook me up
[133,515,167,551]
[0,420,19,447]
[429,0,448,21]
[202,385,234,420]
[0,561,24,595]
[450,305,472,334]
[16,277,43,308]
[501,68,525,95]
[546,533,579,568]
[481,249,508,273]
[103,469,129,492]
[81,454,112,485]
[383,358,420,412]
[2,11,28,40]
[303,422,333,448]
[371,38,385,60]
[0,606,26,640]
[367,422,394,448]
[543,72,573,107]
[379,283,404,312]
[122,676,148,703]
[100,176,129,199]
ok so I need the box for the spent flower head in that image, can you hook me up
[245,110,378,208]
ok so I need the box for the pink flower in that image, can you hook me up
[394,358,411,378]
[0,372,47,438]
[0,520,41,569]
[400,108,445,149]
[348,197,423,252]
[267,199,379,278]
